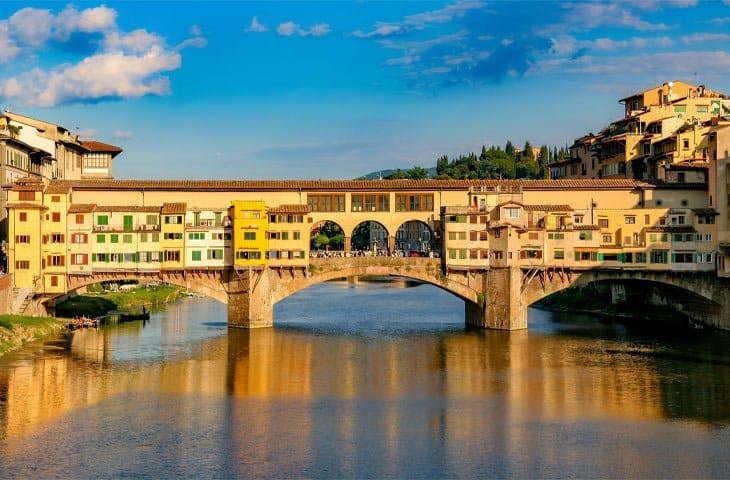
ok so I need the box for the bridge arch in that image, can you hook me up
[350,220,389,252]
[310,220,345,252]
[395,220,434,255]
[520,268,723,327]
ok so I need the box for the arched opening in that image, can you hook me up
[395,220,435,257]
[310,220,345,253]
[351,221,389,254]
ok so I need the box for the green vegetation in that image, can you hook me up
[311,221,345,251]
[56,283,185,318]
[0,315,62,355]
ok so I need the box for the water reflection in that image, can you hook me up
[0,282,728,478]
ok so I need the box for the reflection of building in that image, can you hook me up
[368,222,389,250]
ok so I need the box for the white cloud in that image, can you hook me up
[277,21,331,37]
[563,2,668,31]
[386,55,421,66]
[277,21,298,36]
[245,16,268,33]
[0,4,206,106]
[189,24,202,36]
[112,130,133,140]
[352,1,485,38]
[550,34,673,56]
[53,5,116,40]
[681,33,730,44]
[530,50,730,77]
[352,23,402,38]
[8,7,53,46]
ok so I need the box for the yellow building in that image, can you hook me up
[160,203,186,269]
[231,200,267,267]
[7,177,46,290]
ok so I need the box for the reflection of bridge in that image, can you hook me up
[59,256,730,329]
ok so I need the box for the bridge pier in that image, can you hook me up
[226,269,274,329]
[466,266,527,330]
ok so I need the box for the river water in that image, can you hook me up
[0,279,729,478]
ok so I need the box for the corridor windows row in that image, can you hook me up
[351,194,389,212]
[267,250,305,259]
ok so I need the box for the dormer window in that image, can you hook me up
[505,207,520,219]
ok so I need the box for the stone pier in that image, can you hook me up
[465,266,527,330]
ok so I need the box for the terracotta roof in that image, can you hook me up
[496,200,525,208]
[68,203,97,213]
[7,202,47,210]
[80,140,123,155]
[46,178,656,192]
[95,205,161,213]
[161,202,186,214]
[45,183,72,194]
[669,161,709,170]
[574,225,600,230]
[268,204,310,214]
[523,204,574,212]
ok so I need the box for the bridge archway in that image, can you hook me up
[395,220,434,256]
[310,220,345,253]
[521,269,723,328]
[351,220,389,253]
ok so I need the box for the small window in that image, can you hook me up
[244,232,256,241]
[624,216,636,224]
[19,212,27,222]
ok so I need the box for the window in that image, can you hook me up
[446,215,466,223]
[97,234,106,243]
[644,214,650,224]
[448,232,456,240]
[351,194,389,212]
[554,249,564,260]
[71,254,88,265]
[236,250,262,260]
[458,232,466,240]
[19,212,27,222]
[188,232,206,240]
[574,216,583,224]
[15,260,29,269]
[293,231,300,240]
[674,105,687,113]
[165,215,183,224]
[123,215,133,231]
[75,214,84,224]
[624,216,636,224]
[110,234,119,243]
[207,249,224,260]
[635,252,647,263]
[697,105,708,113]
[163,232,182,240]
[579,231,592,240]
[671,215,685,225]
[602,234,612,243]
[50,276,58,287]
[123,235,133,243]
[504,207,520,219]
[459,249,467,259]
[18,191,35,201]
[51,233,64,243]
[673,252,694,263]
[152,233,160,242]
[48,255,65,266]
[682,139,690,150]
[651,250,668,264]
[15,235,30,243]
[97,215,108,225]
[191,251,202,261]
[598,219,608,229]
[307,194,345,212]
[244,232,256,241]
[395,194,434,212]
[164,250,181,262]
[146,215,158,225]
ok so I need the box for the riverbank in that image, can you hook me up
[0,315,64,356]
[55,284,185,318]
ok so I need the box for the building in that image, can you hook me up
[553,81,727,182]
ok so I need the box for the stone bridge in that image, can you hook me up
[53,257,730,330]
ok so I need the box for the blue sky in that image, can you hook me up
[2,1,730,180]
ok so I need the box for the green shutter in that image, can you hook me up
[575,251,580,261]
[123,215,133,231]
[597,253,604,261]
[92,253,96,262]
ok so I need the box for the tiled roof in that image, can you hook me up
[7,202,47,209]
[68,204,97,213]
[46,178,655,192]
[268,204,310,214]
[574,225,600,230]
[45,183,72,194]
[95,205,161,213]
[80,140,123,154]
[161,202,186,214]
[523,204,574,212]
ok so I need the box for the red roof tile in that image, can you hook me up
[161,202,186,214]
[68,204,97,213]
[80,140,123,154]
[268,204,310,214]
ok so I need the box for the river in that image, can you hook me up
[0,279,729,478]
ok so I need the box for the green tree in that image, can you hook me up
[407,166,429,179]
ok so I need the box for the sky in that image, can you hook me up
[2,1,730,180]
